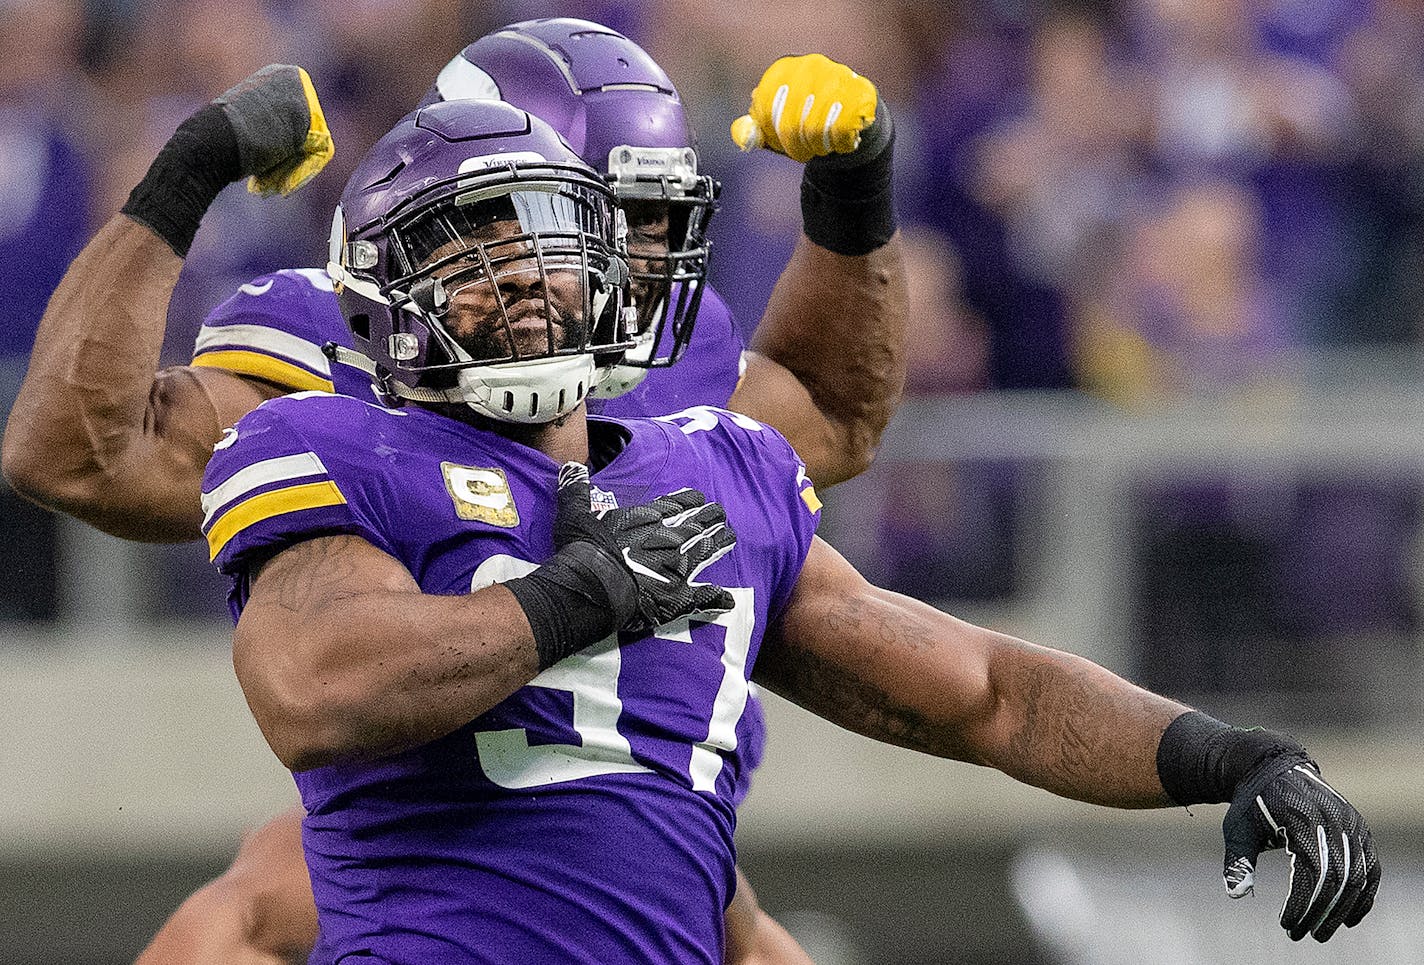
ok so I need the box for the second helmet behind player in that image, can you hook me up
[328,100,635,424]
[423,18,718,393]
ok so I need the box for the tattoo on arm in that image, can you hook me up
[255,535,407,614]
[760,581,1181,806]
[998,650,1181,804]
[1004,661,1098,783]
[756,594,968,759]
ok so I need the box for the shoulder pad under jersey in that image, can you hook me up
[201,392,403,577]
[192,269,372,399]
[653,404,820,619]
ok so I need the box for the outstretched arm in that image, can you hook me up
[135,808,316,965]
[756,537,1380,941]
[725,55,908,488]
[757,538,1179,805]
[1,65,331,542]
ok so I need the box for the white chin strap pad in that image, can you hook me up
[588,325,656,399]
[589,361,649,399]
[452,354,597,424]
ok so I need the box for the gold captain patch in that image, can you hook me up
[442,463,519,528]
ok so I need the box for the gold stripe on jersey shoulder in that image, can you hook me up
[800,483,822,513]
[206,480,347,560]
[193,350,336,393]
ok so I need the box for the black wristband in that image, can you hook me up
[800,100,896,256]
[121,104,242,258]
[1155,710,1310,806]
[505,541,638,670]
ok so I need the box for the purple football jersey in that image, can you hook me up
[197,272,767,796]
[200,395,819,964]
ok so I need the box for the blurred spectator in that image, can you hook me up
[901,225,990,394]
[0,0,92,361]
[907,6,1079,390]
[1072,179,1293,404]
[1328,3,1424,345]
[975,12,1147,295]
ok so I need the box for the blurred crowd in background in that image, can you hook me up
[7,0,1424,719]
[10,0,1424,392]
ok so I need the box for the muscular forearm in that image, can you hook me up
[6,68,328,541]
[236,537,541,771]
[734,80,907,488]
[757,545,1184,808]
[2,216,181,512]
[745,234,907,486]
[971,636,1184,806]
[241,583,539,771]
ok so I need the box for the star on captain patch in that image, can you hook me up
[442,463,519,527]
[590,486,619,513]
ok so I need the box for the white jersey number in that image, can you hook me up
[469,554,755,791]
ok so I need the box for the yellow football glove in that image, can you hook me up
[731,54,878,164]
[213,64,335,197]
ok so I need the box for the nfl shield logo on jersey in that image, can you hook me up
[441,463,520,527]
[590,486,619,513]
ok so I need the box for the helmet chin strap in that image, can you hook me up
[591,361,650,398]
[446,354,596,423]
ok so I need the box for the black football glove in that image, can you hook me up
[506,462,736,669]
[1222,751,1380,942]
[213,64,334,196]
[551,461,736,631]
[122,64,332,256]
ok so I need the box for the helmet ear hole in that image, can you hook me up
[350,313,371,342]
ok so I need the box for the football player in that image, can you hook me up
[5,23,902,964]
[204,99,1377,961]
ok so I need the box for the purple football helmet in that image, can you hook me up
[420,18,718,391]
[327,100,635,424]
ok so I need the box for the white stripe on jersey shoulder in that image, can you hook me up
[258,389,408,416]
[655,405,766,434]
[201,452,329,525]
[240,268,332,295]
[193,324,334,377]
[287,267,335,291]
